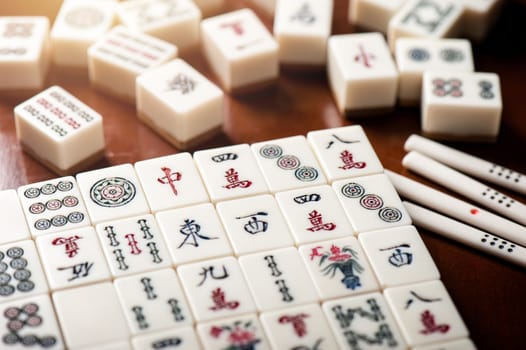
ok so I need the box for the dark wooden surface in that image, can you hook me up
[1,1,525,349]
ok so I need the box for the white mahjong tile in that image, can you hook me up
[88,25,177,102]
[275,185,353,244]
[358,225,440,288]
[0,190,30,245]
[136,58,224,150]
[458,0,503,41]
[388,0,464,52]
[95,214,171,277]
[384,280,469,347]
[252,135,327,193]
[0,240,48,302]
[51,0,117,67]
[193,0,224,17]
[131,326,202,350]
[273,0,334,66]
[197,313,270,350]
[260,303,339,350]
[322,292,407,350]
[134,153,209,213]
[0,294,64,350]
[422,71,502,141]
[156,203,233,265]
[307,125,384,183]
[116,0,201,50]
[194,144,269,202]
[114,268,193,335]
[238,247,318,311]
[216,194,294,256]
[350,0,407,33]
[14,86,105,175]
[52,282,130,349]
[333,174,412,233]
[18,176,90,237]
[78,341,131,350]
[298,237,379,300]
[412,338,476,350]
[0,16,50,90]
[327,33,399,115]
[396,38,474,104]
[36,226,110,291]
[201,8,279,92]
[76,164,150,224]
[177,256,256,322]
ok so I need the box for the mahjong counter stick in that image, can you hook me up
[405,134,526,196]
[403,151,526,227]
[403,201,526,269]
[385,169,526,247]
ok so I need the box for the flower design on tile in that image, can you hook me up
[310,245,364,290]
[210,320,261,350]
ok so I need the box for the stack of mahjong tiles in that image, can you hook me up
[0,125,474,349]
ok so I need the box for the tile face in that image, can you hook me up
[322,292,407,350]
[156,203,233,265]
[216,194,294,256]
[200,8,279,92]
[333,174,412,233]
[114,268,193,335]
[76,164,150,224]
[307,125,384,183]
[0,240,48,302]
[350,0,407,33]
[358,225,440,288]
[131,326,202,350]
[252,135,327,193]
[18,176,90,237]
[239,247,318,311]
[14,86,105,174]
[52,282,130,349]
[384,280,469,347]
[136,58,224,150]
[194,144,269,202]
[177,256,256,322]
[36,226,110,291]
[327,33,399,115]
[260,303,339,350]
[412,338,476,350]
[95,214,171,277]
[0,294,64,349]
[0,190,30,245]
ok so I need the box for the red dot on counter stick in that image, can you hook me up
[470,209,479,215]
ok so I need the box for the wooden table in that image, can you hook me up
[1,1,525,349]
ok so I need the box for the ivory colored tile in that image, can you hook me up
[88,25,177,102]
[459,0,503,41]
[350,0,407,33]
[14,86,105,175]
[131,326,202,350]
[136,58,224,150]
[412,338,477,350]
[0,190,30,245]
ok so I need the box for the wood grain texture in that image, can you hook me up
[1,1,525,349]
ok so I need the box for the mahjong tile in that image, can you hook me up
[0,190,30,245]
[194,144,269,203]
[131,326,202,350]
[260,303,339,350]
[18,176,90,237]
[0,240,48,302]
[177,256,256,322]
[307,125,384,183]
[76,164,150,224]
[384,280,469,347]
[275,185,353,244]
[156,203,233,265]
[95,214,171,277]
[215,194,294,256]
[0,294,64,349]
[238,247,318,311]
[299,237,379,300]
[358,225,440,288]
[197,313,270,350]
[322,292,407,350]
[412,338,476,350]
[252,135,327,193]
[114,268,193,335]
[134,153,209,213]
[333,173,412,233]
[52,282,130,349]
[36,226,110,291]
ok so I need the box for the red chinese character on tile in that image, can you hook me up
[279,313,310,337]
[306,210,336,232]
[223,168,252,189]
[338,150,367,170]
[52,235,82,258]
